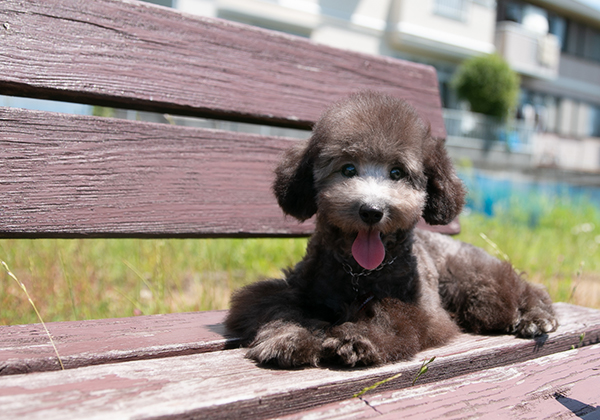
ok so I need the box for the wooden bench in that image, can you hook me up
[1,1,599,418]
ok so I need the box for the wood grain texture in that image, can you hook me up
[0,311,232,376]
[0,303,598,419]
[0,0,445,137]
[283,344,600,420]
[0,106,315,237]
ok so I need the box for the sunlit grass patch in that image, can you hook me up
[0,237,308,325]
[457,197,600,307]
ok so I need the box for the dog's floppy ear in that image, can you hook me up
[422,135,466,225]
[272,140,318,221]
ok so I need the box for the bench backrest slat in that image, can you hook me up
[0,0,444,134]
[0,0,446,238]
[0,107,312,238]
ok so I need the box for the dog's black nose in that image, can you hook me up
[359,204,384,225]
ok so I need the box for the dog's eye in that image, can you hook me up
[390,167,406,181]
[341,164,357,178]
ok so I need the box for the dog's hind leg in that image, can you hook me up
[437,241,558,337]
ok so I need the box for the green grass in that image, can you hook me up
[456,197,600,304]
[0,238,307,325]
[1,196,599,326]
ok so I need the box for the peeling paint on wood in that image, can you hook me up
[2,303,598,377]
[0,303,599,419]
[0,311,232,375]
[0,304,600,420]
[283,344,600,420]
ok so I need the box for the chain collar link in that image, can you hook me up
[342,256,397,294]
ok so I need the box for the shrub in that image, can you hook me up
[452,54,520,120]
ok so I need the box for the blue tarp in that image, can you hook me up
[459,169,600,222]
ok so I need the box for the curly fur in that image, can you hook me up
[225,91,558,368]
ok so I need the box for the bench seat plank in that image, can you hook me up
[283,343,600,420]
[1,303,597,376]
[0,0,445,137]
[0,311,231,376]
[0,303,598,419]
[0,106,315,238]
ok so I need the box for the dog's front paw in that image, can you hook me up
[246,321,323,368]
[323,325,383,366]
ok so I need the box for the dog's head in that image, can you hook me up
[273,92,465,268]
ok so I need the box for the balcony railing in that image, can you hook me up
[443,108,535,153]
[495,21,560,80]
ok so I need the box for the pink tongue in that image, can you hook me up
[352,230,385,270]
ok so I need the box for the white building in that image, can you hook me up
[495,0,600,173]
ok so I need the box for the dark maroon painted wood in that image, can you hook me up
[1,303,599,379]
[0,0,445,138]
[0,106,314,238]
[0,303,598,418]
[417,217,461,235]
[0,311,232,375]
[284,344,600,420]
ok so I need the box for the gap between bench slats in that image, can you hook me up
[1,303,598,377]
[0,0,445,137]
[0,303,598,419]
[0,106,314,238]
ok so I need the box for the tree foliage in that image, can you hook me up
[452,54,520,120]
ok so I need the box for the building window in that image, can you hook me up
[548,13,567,49]
[585,28,600,62]
[434,0,469,22]
[562,19,600,62]
[497,0,523,23]
[439,80,461,110]
[554,99,595,138]
[142,0,174,7]
[591,105,600,138]
[543,95,559,134]
[517,91,590,136]
[564,21,585,56]
[498,0,599,63]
